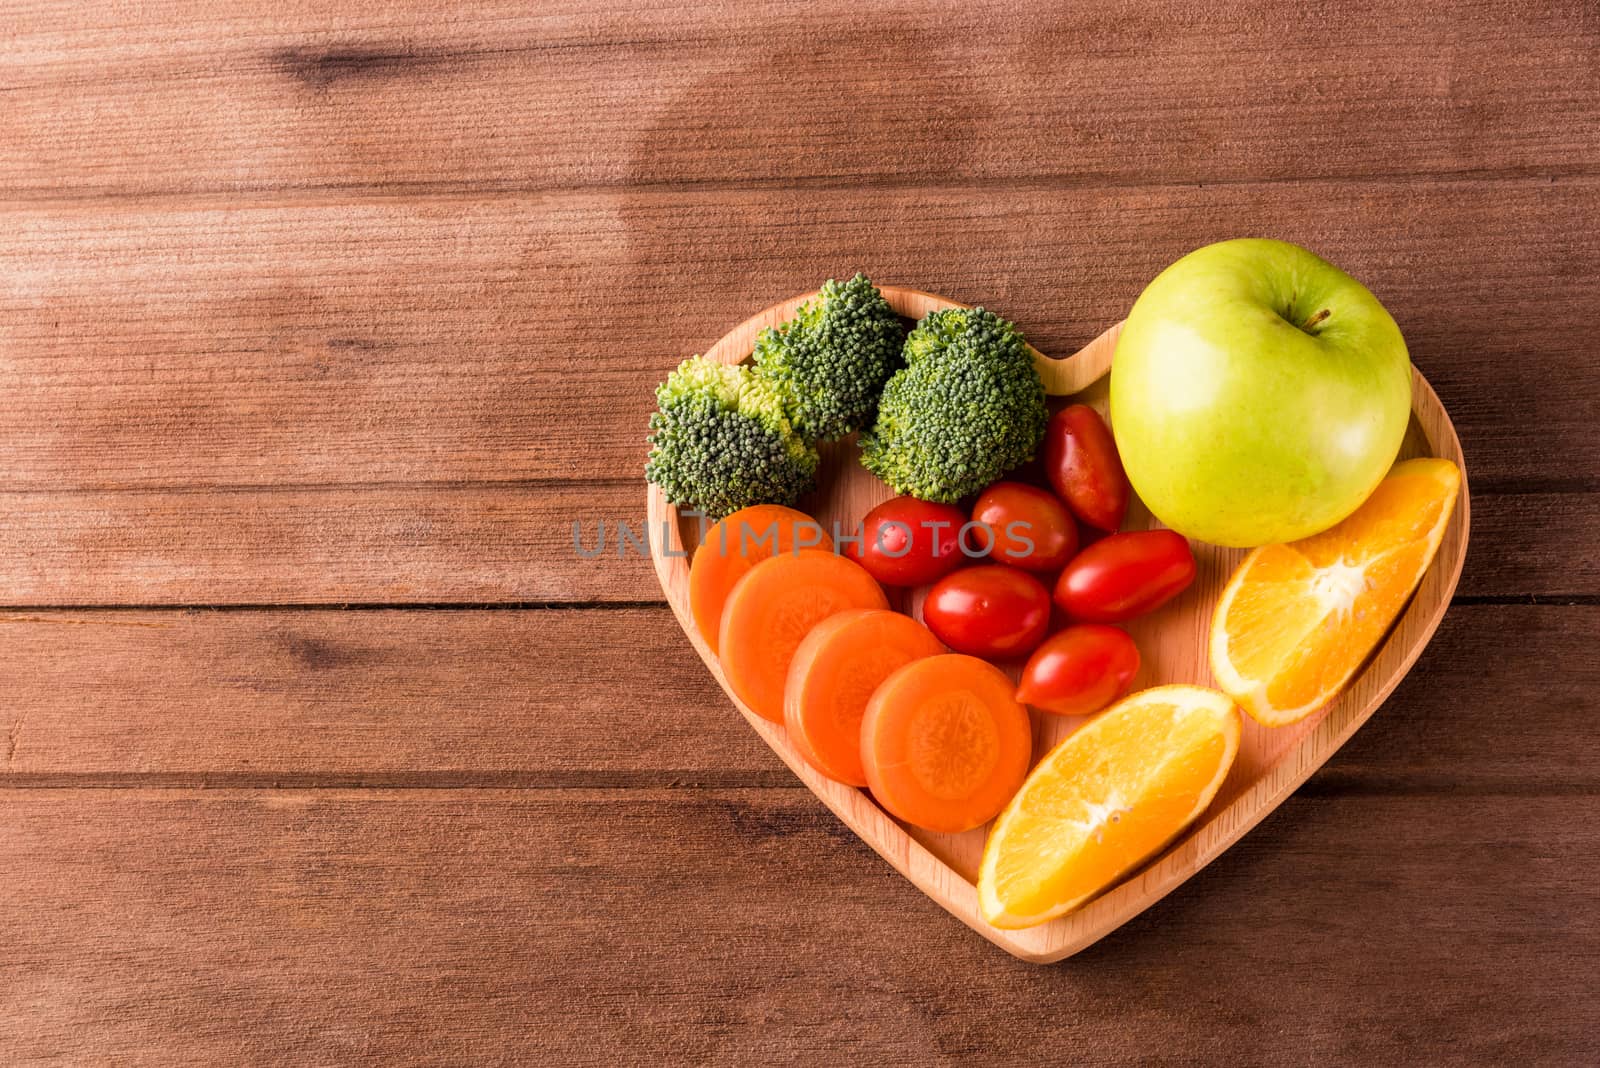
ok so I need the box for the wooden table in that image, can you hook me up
[3,2,1597,1063]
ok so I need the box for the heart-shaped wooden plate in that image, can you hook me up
[647,286,1470,962]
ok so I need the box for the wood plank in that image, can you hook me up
[3,605,1593,787]
[0,481,1587,605]
[0,606,751,782]
[0,482,659,605]
[0,182,1594,494]
[2,787,1595,1064]
[1461,491,1600,598]
[0,0,1587,1051]
[2,1,1597,198]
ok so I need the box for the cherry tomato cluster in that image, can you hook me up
[848,405,1198,719]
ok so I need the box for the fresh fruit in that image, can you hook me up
[969,481,1080,573]
[784,610,946,786]
[861,654,1033,833]
[978,685,1241,928]
[1016,625,1141,716]
[1043,405,1130,532]
[718,550,888,723]
[846,495,967,587]
[689,505,832,654]
[923,565,1052,660]
[1210,457,1461,727]
[1054,529,1196,623]
[1111,238,1412,547]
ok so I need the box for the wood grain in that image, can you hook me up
[650,288,1471,960]
[0,483,1587,605]
[0,181,1593,492]
[0,482,657,605]
[2,604,1589,788]
[2,1,1597,198]
[3,0,1597,1052]
[2,788,1596,1065]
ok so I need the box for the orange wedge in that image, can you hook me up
[1210,457,1462,727]
[978,685,1241,929]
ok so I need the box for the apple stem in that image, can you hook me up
[1301,308,1331,331]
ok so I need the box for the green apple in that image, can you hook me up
[1109,238,1412,547]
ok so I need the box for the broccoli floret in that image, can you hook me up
[901,306,1016,365]
[859,307,1047,503]
[751,273,904,441]
[645,355,820,520]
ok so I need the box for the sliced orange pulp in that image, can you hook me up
[1210,457,1461,727]
[978,685,1241,929]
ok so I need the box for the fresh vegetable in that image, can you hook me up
[1016,624,1140,716]
[1043,405,1130,532]
[1111,238,1412,547]
[860,307,1048,503]
[784,610,945,786]
[1053,529,1196,623]
[923,565,1051,660]
[845,495,967,587]
[861,654,1033,833]
[718,550,887,723]
[1211,458,1461,726]
[978,685,1241,928]
[645,356,820,520]
[752,274,905,442]
[689,505,832,654]
[968,481,1079,573]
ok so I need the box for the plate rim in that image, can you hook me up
[645,285,1471,963]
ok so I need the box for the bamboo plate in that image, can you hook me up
[647,285,1470,963]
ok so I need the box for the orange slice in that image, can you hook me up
[978,685,1241,929]
[1210,457,1462,727]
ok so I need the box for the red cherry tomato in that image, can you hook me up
[846,496,967,587]
[923,565,1052,659]
[1053,529,1196,623]
[1016,625,1141,716]
[968,482,1080,573]
[1044,405,1131,532]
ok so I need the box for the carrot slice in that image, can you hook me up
[689,505,832,655]
[861,654,1033,833]
[718,550,888,723]
[784,610,946,786]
